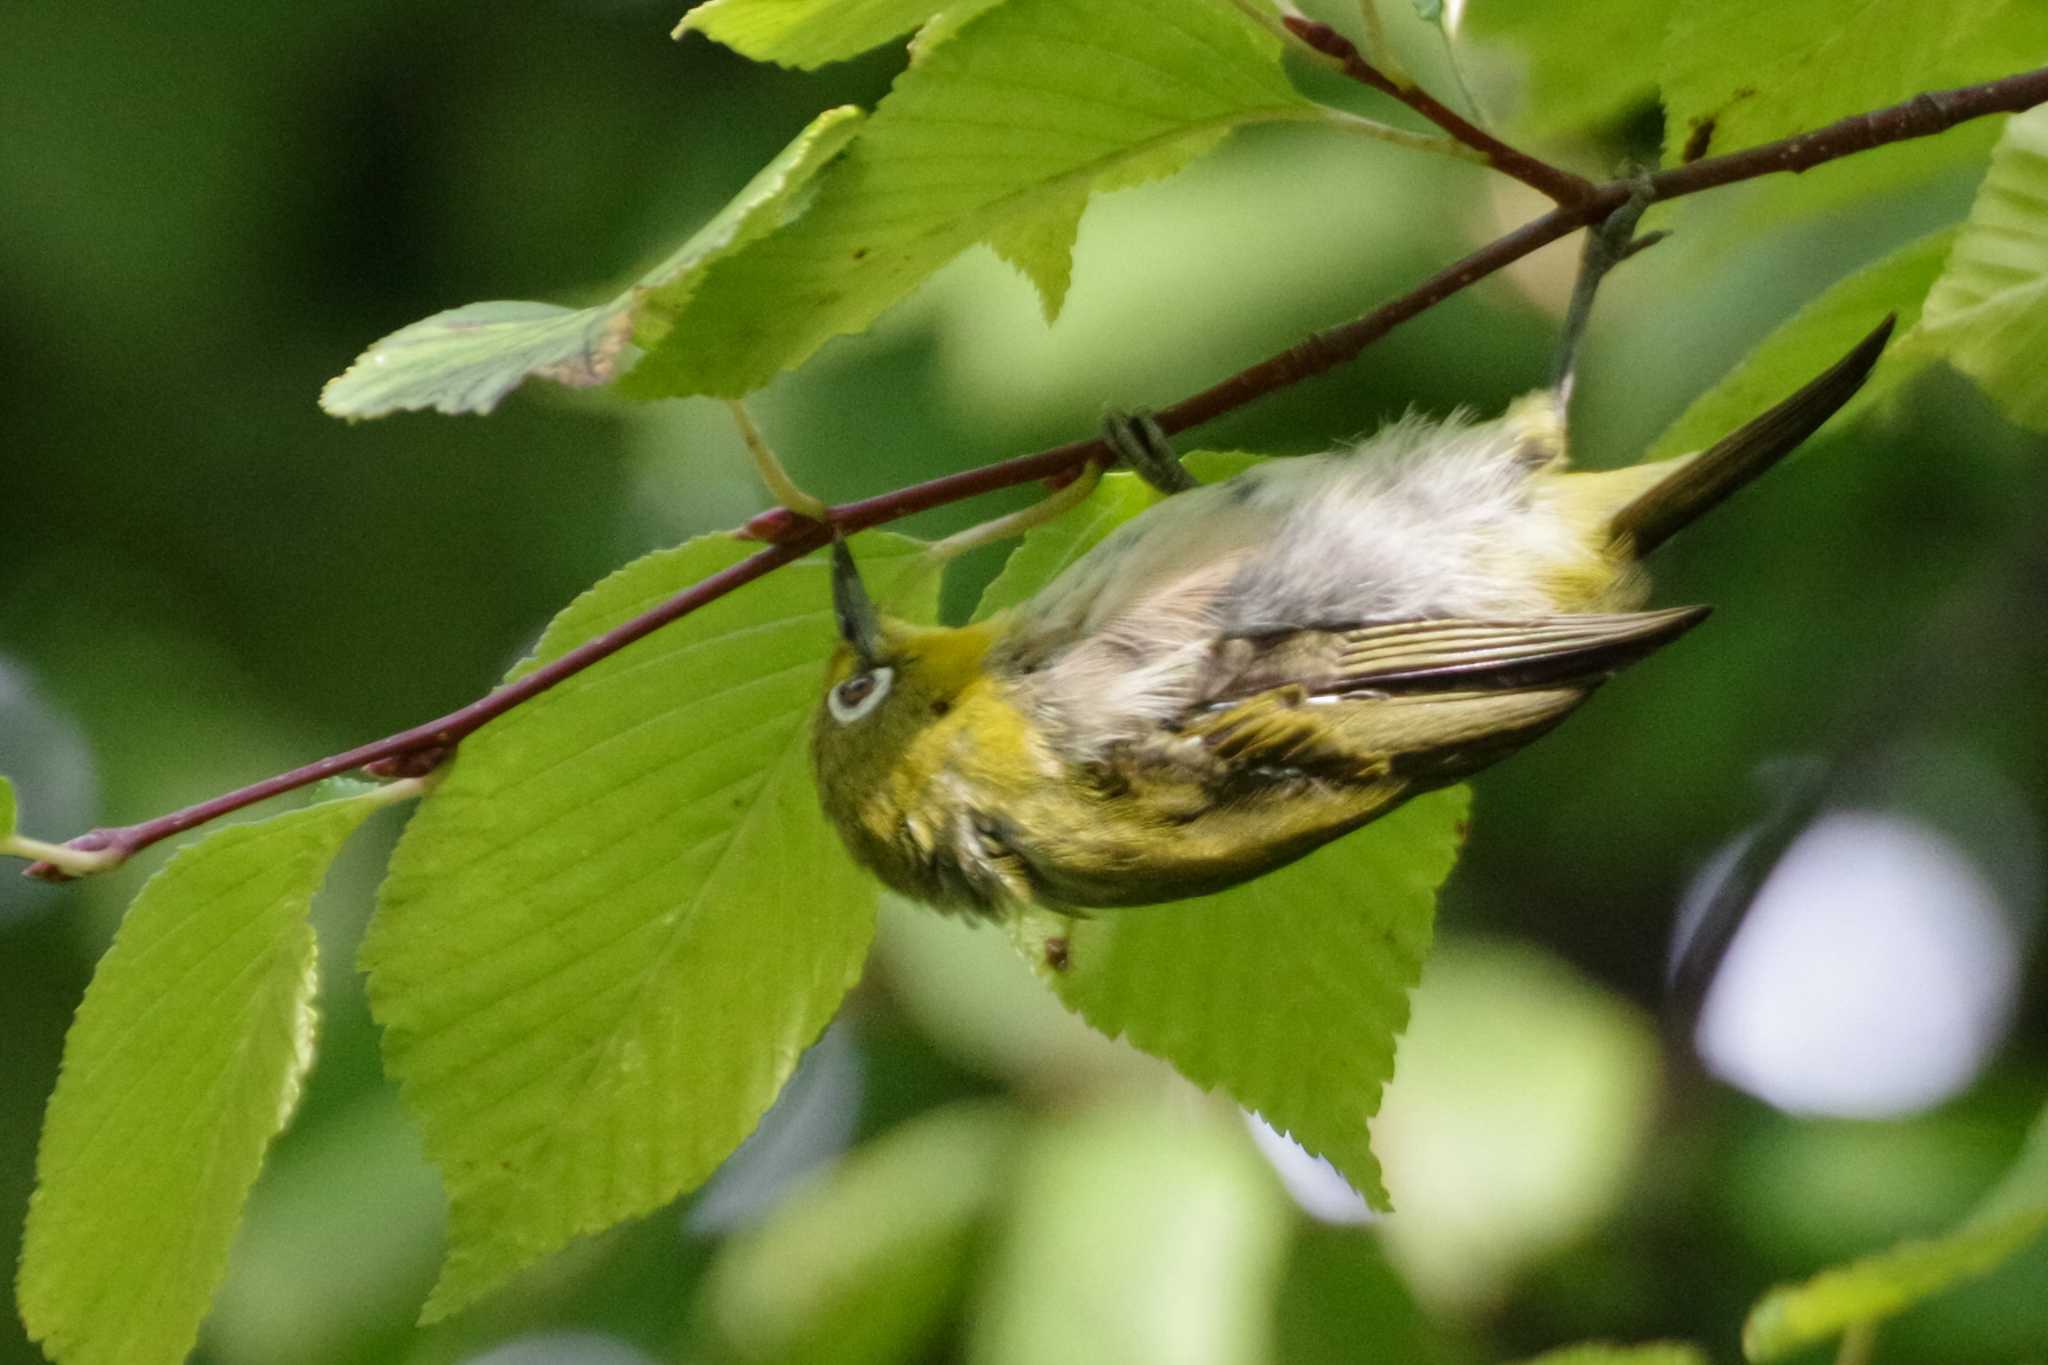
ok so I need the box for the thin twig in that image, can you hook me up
[23,546,806,879]
[1281,15,1595,203]
[726,400,830,521]
[1353,0,1411,89]
[20,63,2048,880]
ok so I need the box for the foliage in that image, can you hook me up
[364,534,932,1318]
[319,108,866,419]
[6,0,2048,1362]
[1743,1105,2048,1360]
[17,784,408,1365]
[1908,104,2048,431]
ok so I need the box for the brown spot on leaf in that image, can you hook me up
[1044,936,1071,972]
[851,247,869,260]
[1683,117,1716,163]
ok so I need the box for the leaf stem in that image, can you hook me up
[1280,15,1594,203]
[19,546,805,881]
[725,399,831,522]
[3,835,122,879]
[1315,108,1489,162]
[16,62,2048,881]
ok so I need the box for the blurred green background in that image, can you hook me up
[2,1,2044,1362]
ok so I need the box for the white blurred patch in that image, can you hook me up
[1244,1115,1374,1226]
[1692,810,2024,1118]
[460,1332,658,1365]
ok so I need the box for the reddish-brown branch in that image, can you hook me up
[22,63,2048,879]
[1280,15,1594,204]
[24,546,806,878]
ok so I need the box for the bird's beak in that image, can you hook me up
[831,538,886,664]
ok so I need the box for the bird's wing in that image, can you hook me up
[1175,606,1709,783]
[1198,606,1710,704]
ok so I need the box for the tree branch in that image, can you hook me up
[21,63,2048,880]
[1280,15,1595,204]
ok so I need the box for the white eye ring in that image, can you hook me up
[828,665,894,725]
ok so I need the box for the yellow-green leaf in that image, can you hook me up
[620,0,1318,397]
[674,0,951,68]
[1660,0,2048,166]
[320,105,863,418]
[1905,104,2048,431]
[1459,0,1672,138]
[1012,790,1466,1210]
[1744,1105,2048,1360]
[363,533,933,1319]
[1645,228,1955,461]
[977,457,1467,1209]
[18,785,404,1365]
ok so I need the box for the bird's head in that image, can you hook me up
[811,541,1005,900]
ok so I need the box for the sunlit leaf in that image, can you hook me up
[1011,793,1464,1211]
[320,106,863,418]
[977,459,1467,1209]
[1514,1346,1708,1365]
[619,0,1318,398]
[674,0,948,68]
[1905,105,2048,431]
[18,785,403,1365]
[364,533,932,1320]
[1660,0,2048,165]
[0,773,15,839]
[698,1102,1020,1365]
[1743,1106,2048,1361]
[1458,0,1672,138]
[969,1102,1292,1365]
[1644,228,1956,461]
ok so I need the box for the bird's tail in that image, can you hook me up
[1610,315,1896,556]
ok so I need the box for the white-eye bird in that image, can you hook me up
[810,208,1893,918]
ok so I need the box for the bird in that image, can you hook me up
[809,203,1893,919]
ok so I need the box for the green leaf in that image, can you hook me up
[1644,227,1956,461]
[968,1102,1292,1365]
[698,1102,1020,1365]
[363,532,933,1320]
[619,0,1318,398]
[1743,1106,2048,1361]
[1904,105,2048,431]
[0,773,15,838]
[1412,0,1443,22]
[320,105,864,419]
[1514,1346,1708,1365]
[674,0,949,68]
[1458,0,1672,138]
[1660,0,2048,166]
[18,786,402,1365]
[975,458,1465,1208]
[1012,791,1464,1211]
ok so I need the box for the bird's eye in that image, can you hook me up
[827,665,894,725]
